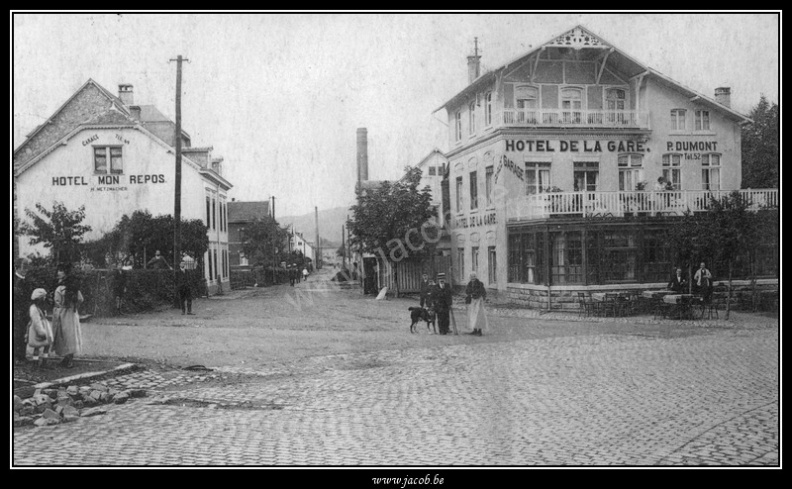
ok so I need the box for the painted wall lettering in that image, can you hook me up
[129,174,166,184]
[505,139,646,153]
[666,141,718,152]
[453,212,497,229]
[97,175,120,185]
[81,134,99,146]
[52,176,89,186]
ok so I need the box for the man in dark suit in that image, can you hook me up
[13,259,32,364]
[177,261,194,315]
[431,273,454,335]
[667,268,687,293]
[419,272,430,308]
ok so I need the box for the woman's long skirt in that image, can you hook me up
[467,297,489,332]
[53,307,82,356]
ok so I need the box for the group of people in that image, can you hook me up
[13,260,84,369]
[418,271,489,336]
[667,262,714,298]
[288,265,310,286]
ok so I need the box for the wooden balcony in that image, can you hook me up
[501,108,649,129]
[506,189,779,222]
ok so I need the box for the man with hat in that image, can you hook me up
[431,273,454,335]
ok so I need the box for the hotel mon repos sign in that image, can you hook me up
[51,173,166,192]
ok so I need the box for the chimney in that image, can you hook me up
[356,128,368,183]
[118,84,134,105]
[714,87,731,108]
[467,37,481,84]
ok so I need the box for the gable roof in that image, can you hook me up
[416,148,447,169]
[14,78,129,157]
[435,25,750,123]
[228,201,271,223]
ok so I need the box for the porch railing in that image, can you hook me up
[501,108,649,128]
[506,189,779,222]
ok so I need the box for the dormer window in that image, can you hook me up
[468,100,476,135]
[561,87,583,124]
[515,85,539,124]
[485,92,493,126]
[454,110,462,142]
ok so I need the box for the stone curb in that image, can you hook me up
[15,363,140,399]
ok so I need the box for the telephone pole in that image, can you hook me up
[271,195,276,284]
[341,224,346,270]
[314,206,320,269]
[170,55,188,271]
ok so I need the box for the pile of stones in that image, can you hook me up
[13,382,146,428]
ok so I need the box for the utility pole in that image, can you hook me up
[314,206,320,269]
[271,195,276,284]
[170,54,188,306]
[341,225,346,270]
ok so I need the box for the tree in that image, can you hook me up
[20,202,92,265]
[80,211,208,269]
[240,215,290,268]
[741,95,779,189]
[666,210,716,294]
[348,166,438,297]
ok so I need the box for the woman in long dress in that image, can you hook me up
[465,272,489,337]
[52,265,83,368]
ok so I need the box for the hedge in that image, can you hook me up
[22,267,205,317]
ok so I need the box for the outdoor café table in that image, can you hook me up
[663,294,701,319]
[642,290,674,299]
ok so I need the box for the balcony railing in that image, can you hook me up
[506,189,779,222]
[501,108,649,128]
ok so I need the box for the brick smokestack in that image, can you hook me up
[467,37,481,84]
[357,128,368,183]
[118,84,134,105]
[714,87,731,108]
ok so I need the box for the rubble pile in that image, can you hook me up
[13,382,146,428]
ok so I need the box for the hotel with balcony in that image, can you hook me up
[436,26,778,307]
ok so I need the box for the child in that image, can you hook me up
[28,288,54,368]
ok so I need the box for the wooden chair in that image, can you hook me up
[577,292,595,318]
[602,293,619,317]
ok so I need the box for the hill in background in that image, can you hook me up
[277,206,350,248]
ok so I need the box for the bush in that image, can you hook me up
[23,267,204,317]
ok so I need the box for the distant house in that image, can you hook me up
[227,200,271,268]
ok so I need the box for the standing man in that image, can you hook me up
[432,273,454,335]
[419,272,430,308]
[13,258,32,364]
[147,250,172,270]
[177,261,194,315]
[693,261,713,300]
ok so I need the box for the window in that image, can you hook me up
[488,246,497,284]
[605,88,626,124]
[695,110,711,131]
[428,166,436,176]
[507,231,543,284]
[471,246,479,273]
[701,153,721,191]
[456,176,463,212]
[457,247,465,282]
[212,198,216,230]
[671,109,686,131]
[662,154,682,190]
[618,154,644,191]
[454,110,462,142]
[208,248,213,281]
[94,146,123,174]
[468,101,476,135]
[485,92,493,126]
[574,162,599,192]
[213,249,218,280]
[469,171,478,210]
[561,87,583,124]
[525,162,551,195]
[515,85,539,124]
[485,166,494,206]
[551,232,583,285]
[239,251,249,267]
[206,197,211,226]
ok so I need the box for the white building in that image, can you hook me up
[13,79,233,293]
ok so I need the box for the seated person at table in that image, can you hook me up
[667,268,687,293]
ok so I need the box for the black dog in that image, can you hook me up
[408,306,437,334]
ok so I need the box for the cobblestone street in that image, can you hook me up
[13,272,779,466]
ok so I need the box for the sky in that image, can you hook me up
[12,12,780,217]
